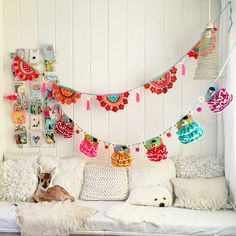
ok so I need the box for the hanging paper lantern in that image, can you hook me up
[52,84,81,105]
[205,83,233,113]
[96,92,129,112]
[144,67,177,95]
[54,113,74,138]
[144,137,168,162]
[176,115,204,144]
[79,134,99,158]
[111,145,133,167]
[12,55,40,81]
[188,25,218,60]
[193,23,219,80]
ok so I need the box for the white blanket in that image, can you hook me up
[16,201,96,236]
[105,203,166,225]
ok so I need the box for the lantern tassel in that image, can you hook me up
[86,98,91,111]
[136,92,140,103]
[182,63,186,76]
[41,82,46,93]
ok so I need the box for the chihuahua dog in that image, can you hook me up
[32,166,75,203]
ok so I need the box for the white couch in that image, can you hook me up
[0,154,236,236]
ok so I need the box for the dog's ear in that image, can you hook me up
[37,166,43,177]
[50,167,56,177]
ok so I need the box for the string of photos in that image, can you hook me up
[4,1,235,167]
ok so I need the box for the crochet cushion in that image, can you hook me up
[80,162,128,200]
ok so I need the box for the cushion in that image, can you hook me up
[0,159,38,202]
[171,177,232,211]
[127,186,172,207]
[52,157,87,198]
[174,155,224,178]
[80,163,128,200]
[128,158,176,192]
[3,152,40,162]
[38,154,59,172]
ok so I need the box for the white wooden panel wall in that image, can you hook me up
[2,0,220,160]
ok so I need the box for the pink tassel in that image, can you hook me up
[41,82,46,93]
[182,64,186,76]
[86,99,91,111]
[4,94,18,102]
[136,92,140,103]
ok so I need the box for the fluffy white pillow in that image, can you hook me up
[127,186,172,207]
[128,158,176,192]
[38,154,59,172]
[174,155,224,178]
[52,157,87,199]
[171,177,232,211]
[0,159,38,202]
[4,152,40,162]
[80,163,128,200]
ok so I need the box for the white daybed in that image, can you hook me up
[1,201,236,236]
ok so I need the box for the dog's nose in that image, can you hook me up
[159,203,165,207]
[42,184,48,189]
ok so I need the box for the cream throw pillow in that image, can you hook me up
[0,159,38,202]
[171,177,232,211]
[52,157,87,199]
[80,163,128,200]
[128,158,176,193]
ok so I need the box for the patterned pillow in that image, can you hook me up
[80,163,128,200]
[174,155,224,178]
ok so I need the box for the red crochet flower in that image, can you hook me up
[13,55,40,81]
[96,92,129,112]
[144,67,178,95]
[52,84,81,105]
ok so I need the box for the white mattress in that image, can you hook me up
[0,201,236,235]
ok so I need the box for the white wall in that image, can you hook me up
[2,0,220,160]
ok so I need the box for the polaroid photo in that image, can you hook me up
[15,125,27,145]
[30,114,42,130]
[12,111,26,124]
[31,82,42,98]
[44,130,56,144]
[30,131,42,147]
[30,99,42,115]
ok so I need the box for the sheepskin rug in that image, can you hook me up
[16,201,96,236]
[106,203,166,225]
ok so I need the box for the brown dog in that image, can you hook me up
[32,166,75,203]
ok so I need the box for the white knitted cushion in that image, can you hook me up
[80,163,128,200]
[0,159,38,202]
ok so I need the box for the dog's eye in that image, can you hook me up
[154,198,158,201]
[163,197,166,200]
[40,179,43,182]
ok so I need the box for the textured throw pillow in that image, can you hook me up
[128,158,176,192]
[4,152,40,162]
[0,159,38,202]
[127,186,173,207]
[171,177,232,211]
[174,155,224,178]
[52,157,87,199]
[80,163,128,200]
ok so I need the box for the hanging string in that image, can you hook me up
[70,41,236,147]
[208,0,211,22]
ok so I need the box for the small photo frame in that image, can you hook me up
[30,114,42,130]
[15,125,27,145]
[12,111,26,124]
[31,131,42,147]
[31,82,42,98]
[14,82,27,97]
[44,130,56,144]
[30,99,42,115]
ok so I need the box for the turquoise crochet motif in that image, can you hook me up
[176,122,204,144]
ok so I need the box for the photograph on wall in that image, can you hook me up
[30,131,42,147]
